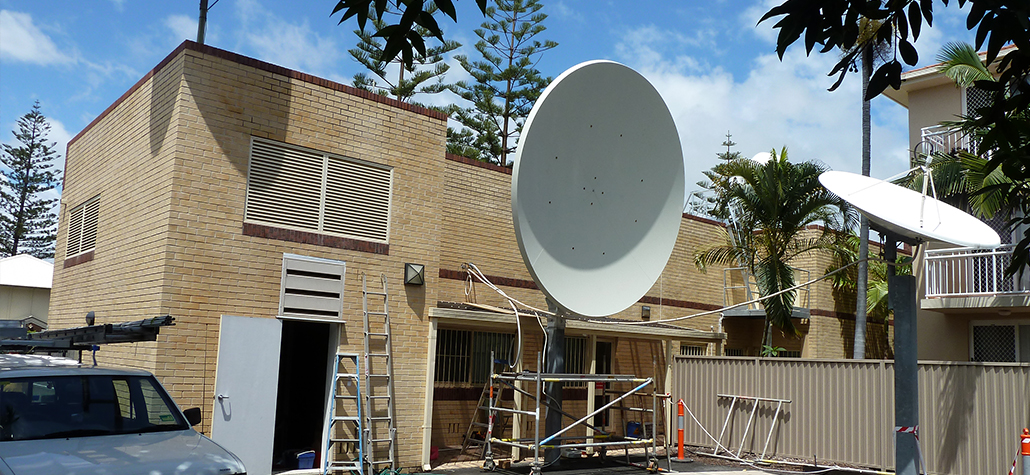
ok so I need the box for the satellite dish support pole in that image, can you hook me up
[544,300,566,466]
[886,235,920,475]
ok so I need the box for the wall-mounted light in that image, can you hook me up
[85,311,96,326]
[641,306,651,321]
[404,263,425,286]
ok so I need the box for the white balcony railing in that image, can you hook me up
[920,125,975,156]
[924,245,1029,297]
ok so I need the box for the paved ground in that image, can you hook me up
[426,453,774,475]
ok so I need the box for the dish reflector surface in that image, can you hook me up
[819,171,1000,248]
[512,61,684,317]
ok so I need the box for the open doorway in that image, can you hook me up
[272,319,332,471]
[593,341,612,428]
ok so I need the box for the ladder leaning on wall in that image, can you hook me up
[325,353,363,474]
[362,273,397,473]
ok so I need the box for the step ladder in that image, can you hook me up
[325,353,363,474]
[362,273,396,473]
[461,358,509,459]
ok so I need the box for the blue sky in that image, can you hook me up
[0,0,980,198]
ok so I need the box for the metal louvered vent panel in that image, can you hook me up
[67,205,83,256]
[246,137,393,243]
[80,197,100,253]
[67,195,99,257]
[280,255,346,321]
[323,157,391,242]
[246,139,323,231]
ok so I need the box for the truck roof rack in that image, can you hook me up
[0,315,174,352]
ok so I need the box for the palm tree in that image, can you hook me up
[826,233,913,358]
[694,149,857,346]
[848,18,894,359]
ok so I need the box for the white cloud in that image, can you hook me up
[614,32,911,197]
[165,14,198,44]
[46,117,72,174]
[234,0,342,77]
[0,10,74,65]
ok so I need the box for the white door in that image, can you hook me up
[211,315,282,475]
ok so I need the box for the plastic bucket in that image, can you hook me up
[296,450,316,469]
[626,421,642,437]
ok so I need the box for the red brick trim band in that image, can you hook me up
[63,250,94,268]
[439,268,537,289]
[444,153,513,175]
[184,41,447,121]
[68,40,446,152]
[434,386,586,401]
[244,223,389,255]
[440,268,723,312]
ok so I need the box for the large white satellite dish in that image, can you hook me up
[512,61,684,317]
[819,170,1000,248]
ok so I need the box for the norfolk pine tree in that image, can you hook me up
[449,0,557,166]
[0,101,62,258]
[349,3,461,104]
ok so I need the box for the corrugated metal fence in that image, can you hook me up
[672,356,1030,475]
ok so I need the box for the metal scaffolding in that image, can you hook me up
[481,352,668,474]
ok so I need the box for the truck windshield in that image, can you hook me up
[0,374,188,441]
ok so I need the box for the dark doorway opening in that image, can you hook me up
[273,320,330,470]
[593,341,612,427]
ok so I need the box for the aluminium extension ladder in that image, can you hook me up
[325,353,363,474]
[362,273,397,473]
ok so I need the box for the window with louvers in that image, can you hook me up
[246,137,392,243]
[67,195,100,257]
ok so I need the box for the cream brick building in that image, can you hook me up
[50,41,878,473]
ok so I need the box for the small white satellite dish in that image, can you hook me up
[751,151,772,164]
[819,171,1000,248]
[512,61,685,317]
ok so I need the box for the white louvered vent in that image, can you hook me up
[245,137,392,243]
[67,194,100,257]
[279,253,346,322]
[324,156,392,242]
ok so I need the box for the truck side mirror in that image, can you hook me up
[183,407,202,426]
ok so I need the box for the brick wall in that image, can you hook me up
[50,40,889,471]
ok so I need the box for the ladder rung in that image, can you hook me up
[330,437,360,443]
[365,311,388,316]
[366,352,390,357]
[364,290,387,296]
[335,395,359,399]
[333,416,360,421]
[336,373,359,378]
[367,374,390,378]
[368,438,394,443]
[367,395,391,399]
[366,332,390,337]
[369,416,393,421]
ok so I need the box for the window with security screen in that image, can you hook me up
[66,195,100,257]
[245,137,392,243]
[970,323,1029,362]
[435,329,515,385]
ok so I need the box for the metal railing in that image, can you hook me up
[920,125,975,156]
[924,244,1029,297]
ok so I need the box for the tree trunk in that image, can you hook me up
[854,46,873,359]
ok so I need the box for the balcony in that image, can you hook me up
[721,266,811,318]
[922,245,1030,310]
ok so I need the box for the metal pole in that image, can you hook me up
[532,352,542,475]
[197,0,208,44]
[887,235,919,475]
[544,301,565,466]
